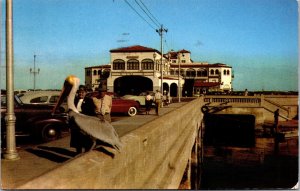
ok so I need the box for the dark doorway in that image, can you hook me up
[182,79,194,97]
[114,76,153,96]
[170,83,177,97]
[203,114,256,147]
[163,83,169,94]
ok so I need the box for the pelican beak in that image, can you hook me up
[52,75,76,114]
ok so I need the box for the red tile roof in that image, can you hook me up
[178,49,191,53]
[85,64,111,69]
[110,45,159,53]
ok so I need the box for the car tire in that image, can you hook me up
[128,107,137,117]
[41,123,61,142]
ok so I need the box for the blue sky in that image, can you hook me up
[1,0,298,91]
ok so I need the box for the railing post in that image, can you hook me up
[260,94,264,107]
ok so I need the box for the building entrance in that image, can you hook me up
[114,76,153,96]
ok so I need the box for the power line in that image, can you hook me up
[139,0,161,26]
[135,0,160,28]
[124,0,156,31]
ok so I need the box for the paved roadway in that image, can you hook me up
[1,102,188,189]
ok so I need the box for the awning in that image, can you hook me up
[194,81,220,87]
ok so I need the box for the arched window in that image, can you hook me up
[127,59,139,70]
[113,59,125,70]
[227,70,230,75]
[215,69,219,75]
[210,69,214,75]
[186,69,196,77]
[180,69,185,76]
[86,70,91,76]
[93,70,97,75]
[141,59,154,70]
[197,69,207,77]
[223,70,227,75]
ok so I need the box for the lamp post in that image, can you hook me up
[4,0,20,160]
[178,53,184,103]
[178,56,181,103]
[30,54,40,91]
[153,52,156,76]
[156,25,167,106]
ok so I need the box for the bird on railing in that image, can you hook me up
[52,75,122,152]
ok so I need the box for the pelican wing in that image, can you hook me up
[69,111,122,151]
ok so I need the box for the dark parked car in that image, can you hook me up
[88,92,140,116]
[1,95,68,143]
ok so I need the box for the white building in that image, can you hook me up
[85,45,233,96]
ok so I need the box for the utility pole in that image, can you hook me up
[156,25,167,106]
[4,0,20,160]
[30,54,40,90]
[178,54,181,103]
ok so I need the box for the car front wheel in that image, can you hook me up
[128,107,137,116]
[41,124,61,142]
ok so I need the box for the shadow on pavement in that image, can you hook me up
[26,147,75,163]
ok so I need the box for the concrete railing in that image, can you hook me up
[18,98,204,189]
[204,95,261,106]
[204,95,298,120]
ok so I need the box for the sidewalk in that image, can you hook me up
[1,102,187,189]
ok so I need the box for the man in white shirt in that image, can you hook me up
[154,89,163,116]
[93,87,112,123]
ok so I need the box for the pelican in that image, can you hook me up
[52,75,122,151]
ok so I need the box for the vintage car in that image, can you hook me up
[18,90,62,104]
[1,95,68,143]
[122,91,155,106]
[88,92,140,117]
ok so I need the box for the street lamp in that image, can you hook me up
[156,25,167,107]
[153,52,156,74]
[178,53,184,103]
[4,0,20,160]
[30,54,40,91]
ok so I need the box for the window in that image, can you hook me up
[181,60,186,63]
[227,70,230,75]
[127,59,139,70]
[86,70,91,76]
[197,69,207,77]
[210,69,214,75]
[49,96,60,103]
[223,70,227,75]
[141,59,154,70]
[215,69,219,75]
[98,70,101,75]
[186,69,196,77]
[30,96,48,103]
[113,59,125,70]
[180,69,185,76]
[93,70,97,75]
[170,69,175,75]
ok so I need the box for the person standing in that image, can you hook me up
[145,91,153,115]
[154,90,163,116]
[273,109,279,134]
[93,87,112,123]
[71,85,96,154]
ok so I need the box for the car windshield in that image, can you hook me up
[1,95,23,108]
[15,95,23,104]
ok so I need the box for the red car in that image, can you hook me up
[87,92,140,117]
